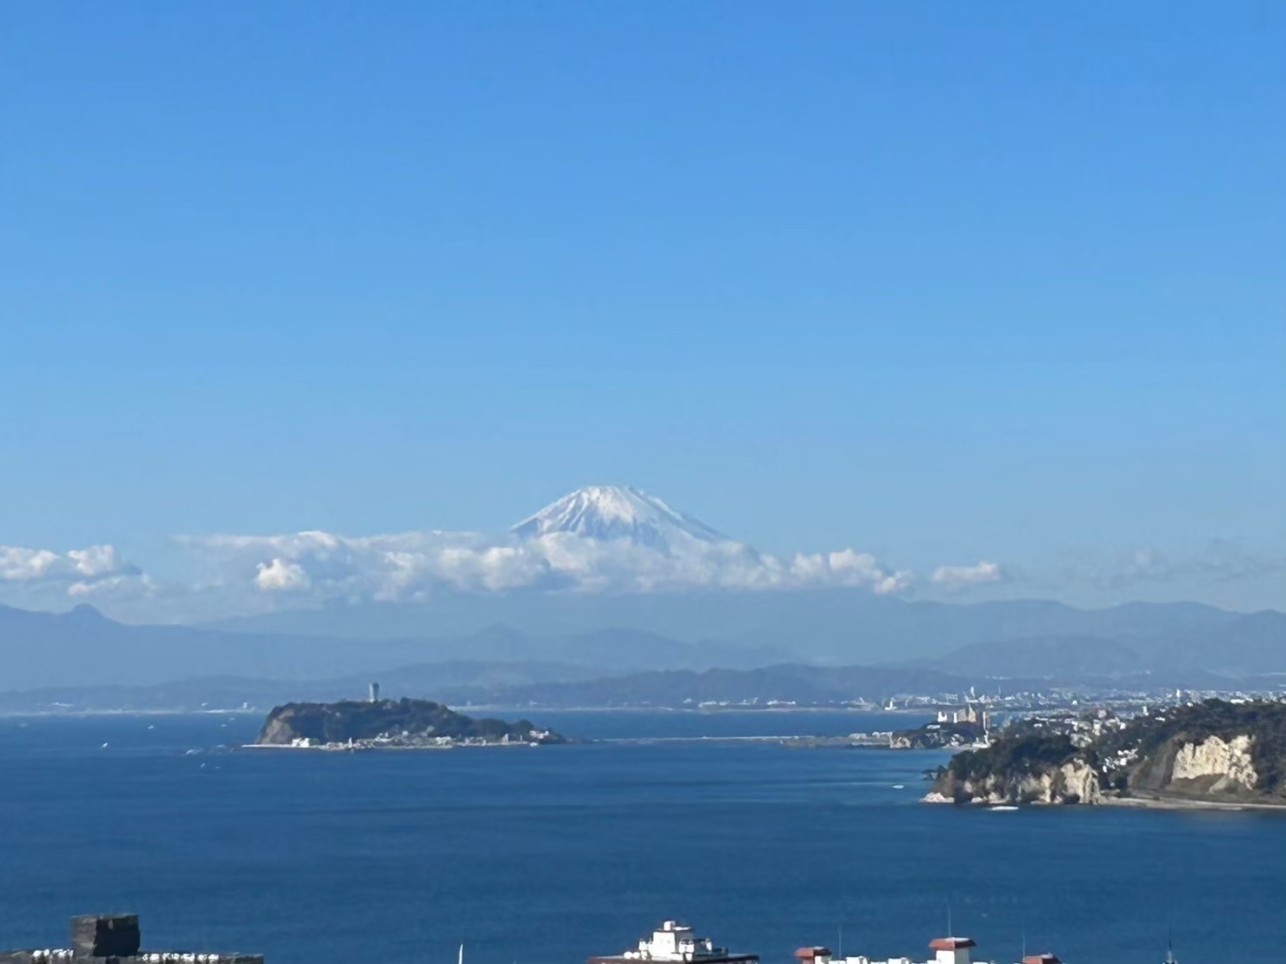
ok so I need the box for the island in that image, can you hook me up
[925,698,1286,807]
[254,697,566,750]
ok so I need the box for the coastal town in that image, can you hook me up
[6,915,1161,964]
[590,919,1117,964]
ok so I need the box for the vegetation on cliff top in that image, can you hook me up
[1101,698,1286,795]
[256,697,564,745]
[944,732,1079,784]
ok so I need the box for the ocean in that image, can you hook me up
[2,710,1283,964]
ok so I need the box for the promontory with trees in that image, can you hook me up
[927,698,1286,807]
[255,697,565,749]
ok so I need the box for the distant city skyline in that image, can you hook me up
[2,2,1283,617]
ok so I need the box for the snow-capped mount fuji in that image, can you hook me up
[512,485,732,549]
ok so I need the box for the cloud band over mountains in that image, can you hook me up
[0,543,147,598]
[0,485,918,615]
[2,487,1278,620]
[193,528,913,601]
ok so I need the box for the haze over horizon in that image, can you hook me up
[3,3,1284,622]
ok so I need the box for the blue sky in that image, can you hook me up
[2,2,1283,615]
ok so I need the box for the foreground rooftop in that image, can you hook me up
[0,916,262,964]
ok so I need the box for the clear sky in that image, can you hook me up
[2,2,1283,616]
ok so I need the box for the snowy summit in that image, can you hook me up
[511,485,729,549]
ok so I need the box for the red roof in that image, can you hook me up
[930,939,977,951]
[1023,956,1061,964]
[795,949,833,960]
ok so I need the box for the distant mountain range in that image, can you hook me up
[205,591,1271,663]
[0,602,790,690]
[920,609,1286,680]
[2,654,1274,716]
[1,592,1284,710]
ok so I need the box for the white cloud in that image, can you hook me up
[0,542,155,609]
[255,558,312,593]
[69,545,136,579]
[179,526,916,607]
[0,546,63,582]
[0,543,139,587]
[791,549,913,595]
[68,573,158,599]
[932,560,1006,592]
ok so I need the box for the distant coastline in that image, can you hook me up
[454,704,928,714]
[0,704,931,719]
[1101,793,1286,812]
[0,707,260,719]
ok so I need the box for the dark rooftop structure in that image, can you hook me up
[0,915,263,964]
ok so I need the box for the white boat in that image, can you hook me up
[590,921,758,964]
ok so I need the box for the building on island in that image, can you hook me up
[589,921,758,964]
[369,681,380,702]
[0,915,263,964]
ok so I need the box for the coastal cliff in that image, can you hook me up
[255,698,565,747]
[927,699,1286,806]
[926,749,1101,805]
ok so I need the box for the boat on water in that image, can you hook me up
[588,921,758,964]
[989,805,1019,812]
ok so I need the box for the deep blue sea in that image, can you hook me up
[3,710,1284,964]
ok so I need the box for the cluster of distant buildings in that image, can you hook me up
[11,914,1191,964]
[269,730,555,751]
[684,686,1286,718]
[591,920,1079,964]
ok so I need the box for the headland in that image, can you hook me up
[925,697,1286,808]
[251,696,565,750]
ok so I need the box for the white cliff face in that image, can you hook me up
[924,758,1102,805]
[1172,734,1258,790]
[1058,760,1103,803]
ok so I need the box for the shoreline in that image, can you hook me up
[1101,793,1286,812]
[0,708,260,719]
[457,704,928,714]
[924,792,1286,813]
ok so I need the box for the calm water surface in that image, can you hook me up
[2,711,1283,964]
